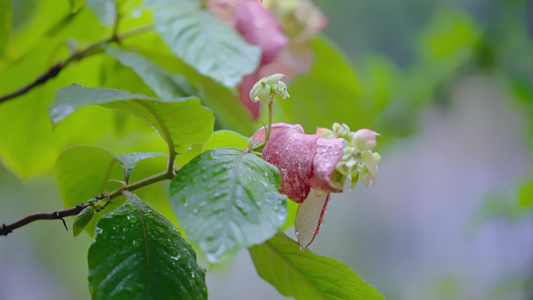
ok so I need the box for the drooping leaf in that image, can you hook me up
[72,206,96,236]
[51,84,214,152]
[85,0,116,27]
[249,231,384,300]
[105,46,199,101]
[153,3,261,88]
[169,147,287,263]
[113,152,166,183]
[0,0,11,58]
[88,192,207,300]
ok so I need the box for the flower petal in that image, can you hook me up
[360,150,378,186]
[309,137,345,192]
[352,129,379,151]
[251,122,304,142]
[295,189,330,250]
[234,0,289,66]
[262,127,318,202]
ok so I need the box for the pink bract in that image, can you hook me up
[255,123,344,201]
[234,0,289,66]
[253,123,345,248]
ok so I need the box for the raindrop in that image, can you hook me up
[170,255,181,261]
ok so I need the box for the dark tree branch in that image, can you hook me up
[0,63,64,103]
[0,203,90,236]
[0,167,175,237]
[0,24,154,105]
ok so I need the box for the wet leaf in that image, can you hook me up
[73,206,96,236]
[105,46,199,101]
[88,192,207,300]
[113,152,166,183]
[51,84,214,152]
[153,3,260,88]
[175,130,249,168]
[169,147,287,263]
[249,231,384,300]
[55,146,167,236]
[55,146,123,236]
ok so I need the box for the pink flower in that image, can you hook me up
[211,0,289,119]
[209,0,327,119]
[252,123,344,249]
[252,123,380,249]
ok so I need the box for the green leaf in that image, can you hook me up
[249,231,384,300]
[69,0,85,13]
[55,146,125,236]
[55,146,168,235]
[113,152,166,183]
[128,48,255,135]
[202,130,249,151]
[0,0,11,58]
[169,147,287,263]
[89,192,207,300]
[73,206,96,236]
[519,181,533,208]
[85,0,116,27]
[175,130,249,168]
[280,37,371,132]
[51,84,214,152]
[105,46,199,101]
[153,4,261,88]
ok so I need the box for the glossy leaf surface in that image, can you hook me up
[153,3,261,88]
[51,84,214,152]
[249,231,384,300]
[113,152,166,183]
[88,192,207,300]
[169,147,287,263]
[105,46,199,101]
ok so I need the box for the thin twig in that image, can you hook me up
[0,168,175,237]
[0,204,89,236]
[0,24,154,105]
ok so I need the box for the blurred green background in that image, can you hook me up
[1,0,533,299]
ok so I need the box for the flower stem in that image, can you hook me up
[265,101,274,143]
